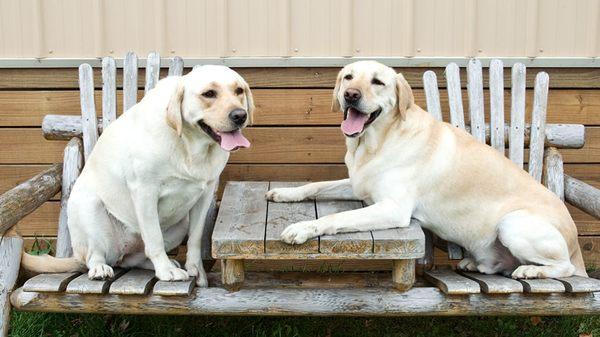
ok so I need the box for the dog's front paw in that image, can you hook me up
[185,262,208,287]
[266,187,305,202]
[457,258,477,272]
[281,221,321,244]
[155,265,190,282]
[88,264,114,280]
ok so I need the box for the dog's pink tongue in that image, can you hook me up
[341,108,369,135]
[217,129,250,151]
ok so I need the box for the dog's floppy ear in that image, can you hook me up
[166,80,185,136]
[395,73,414,120]
[241,78,255,125]
[331,70,343,112]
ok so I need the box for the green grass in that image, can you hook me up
[9,313,600,337]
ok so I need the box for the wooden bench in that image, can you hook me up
[1,53,600,336]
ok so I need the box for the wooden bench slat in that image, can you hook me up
[168,56,184,77]
[371,220,425,259]
[509,63,526,168]
[489,59,505,153]
[519,278,565,293]
[22,272,80,293]
[423,71,442,121]
[265,182,318,255]
[556,276,600,293]
[461,272,523,294]
[108,269,156,295]
[445,63,465,129]
[153,278,195,296]
[423,269,480,294]
[528,71,549,182]
[212,181,269,258]
[467,58,486,143]
[123,52,138,112]
[65,268,127,294]
[78,63,98,160]
[316,200,372,255]
[101,56,117,129]
[144,52,160,94]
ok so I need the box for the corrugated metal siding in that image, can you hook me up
[1,0,599,58]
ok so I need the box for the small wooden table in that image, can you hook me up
[212,181,425,291]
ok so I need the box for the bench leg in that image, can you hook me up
[221,259,244,291]
[0,237,23,337]
[392,259,415,291]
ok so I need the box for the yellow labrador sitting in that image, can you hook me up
[266,60,586,279]
[22,65,254,286]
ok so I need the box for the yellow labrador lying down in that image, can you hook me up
[22,65,254,286]
[267,60,587,279]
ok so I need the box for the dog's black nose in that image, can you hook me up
[229,109,247,126]
[344,88,361,103]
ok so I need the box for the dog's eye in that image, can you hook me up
[371,78,385,86]
[235,87,244,95]
[344,74,353,81]
[202,90,217,98]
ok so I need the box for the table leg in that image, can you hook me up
[221,259,245,291]
[392,259,415,291]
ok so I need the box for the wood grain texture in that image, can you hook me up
[108,269,156,295]
[466,59,486,143]
[153,277,195,296]
[371,220,425,259]
[461,272,524,294]
[22,272,80,293]
[144,52,160,94]
[265,182,318,255]
[221,260,245,291]
[445,63,466,129]
[6,89,600,127]
[518,278,565,293]
[422,71,442,121]
[556,276,600,293]
[565,175,600,219]
[510,63,527,168]
[66,268,127,294]
[316,200,371,255]
[101,57,117,129]
[0,164,61,234]
[489,59,505,152]
[123,52,138,112]
[528,72,550,182]
[168,56,184,77]
[78,63,98,161]
[55,138,83,257]
[12,285,600,316]
[423,269,481,294]
[543,147,565,200]
[212,182,269,258]
[0,236,23,337]
[392,259,416,291]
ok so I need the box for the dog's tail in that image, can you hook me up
[21,252,84,273]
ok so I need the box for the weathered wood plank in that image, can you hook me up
[510,63,527,168]
[212,182,269,258]
[153,277,195,296]
[445,63,466,129]
[144,52,160,94]
[556,276,600,293]
[55,138,83,257]
[416,229,434,270]
[168,56,184,77]
[316,200,371,255]
[0,164,61,234]
[423,269,480,294]
[489,59,505,153]
[101,57,117,129]
[519,278,565,293]
[371,220,425,259]
[0,237,23,337]
[423,71,442,121]
[108,269,156,295]
[565,175,600,219]
[467,59,486,143]
[66,268,127,294]
[265,182,318,255]
[78,63,98,160]
[22,272,80,293]
[543,147,565,200]
[528,72,550,182]
[12,285,600,316]
[123,52,138,112]
[461,272,523,294]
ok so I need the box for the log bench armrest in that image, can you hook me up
[0,164,62,235]
[565,175,600,220]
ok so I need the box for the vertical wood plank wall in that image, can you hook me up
[0,66,599,269]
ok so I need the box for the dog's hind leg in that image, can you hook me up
[497,211,575,279]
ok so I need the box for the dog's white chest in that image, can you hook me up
[157,178,207,226]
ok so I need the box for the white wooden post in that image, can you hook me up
[0,236,23,337]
